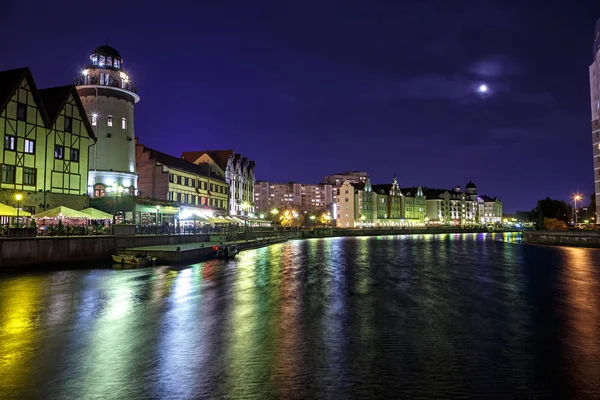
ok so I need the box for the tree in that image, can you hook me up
[536,197,572,229]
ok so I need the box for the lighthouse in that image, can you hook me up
[75,45,139,197]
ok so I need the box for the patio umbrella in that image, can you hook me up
[0,202,31,217]
[33,206,91,219]
[80,207,113,220]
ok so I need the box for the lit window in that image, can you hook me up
[106,57,112,67]
[91,55,98,66]
[4,135,15,151]
[122,118,127,129]
[24,139,35,154]
[94,183,106,197]
[54,145,64,159]
[98,55,105,67]
[92,114,97,126]
[107,115,113,127]
[114,59,120,69]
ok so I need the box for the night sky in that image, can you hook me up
[2,1,600,213]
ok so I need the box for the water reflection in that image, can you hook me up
[561,247,600,396]
[0,234,599,399]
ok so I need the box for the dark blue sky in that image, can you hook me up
[2,0,600,212]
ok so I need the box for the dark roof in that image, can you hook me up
[38,85,96,141]
[0,68,46,121]
[371,184,392,194]
[92,45,122,60]
[145,146,226,181]
[480,195,498,202]
[465,180,477,189]
[181,150,234,171]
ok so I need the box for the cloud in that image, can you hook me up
[469,56,522,78]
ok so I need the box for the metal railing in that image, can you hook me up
[74,75,137,93]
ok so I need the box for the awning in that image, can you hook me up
[0,203,31,217]
[33,206,91,219]
[80,207,113,220]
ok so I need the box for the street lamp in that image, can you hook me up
[573,194,582,224]
[156,205,161,234]
[242,201,250,239]
[15,193,22,229]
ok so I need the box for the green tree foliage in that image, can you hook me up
[536,197,572,229]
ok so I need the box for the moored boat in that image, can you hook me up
[111,254,157,266]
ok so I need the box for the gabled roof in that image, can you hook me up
[144,145,225,181]
[0,68,95,141]
[38,85,96,141]
[181,150,234,171]
[0,67,47,122]
[480,195,499,203]
[371,184,392,194]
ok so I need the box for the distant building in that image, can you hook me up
[136,141,228,215]
[323,171,369,187]
[253,181,335,214]
[336,181,355,228]
[74,45,139,197]
[0,67,96,213]
[423,181,502,224]
[590,17,600,219]
[335,176,426,228]
[182,150,255,216]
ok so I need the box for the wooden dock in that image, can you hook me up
[117,236,290,264]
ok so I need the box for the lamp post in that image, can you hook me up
[15,193,22,229]
[156,205,161,234]
[242,201,250,239]
[574,194,582,225]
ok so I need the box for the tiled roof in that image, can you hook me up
[145,146,225,181]
[181,150,234,171]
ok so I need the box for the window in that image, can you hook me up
[191,180,196,188]
[92,114,97,126]
[122,118,127,129]
[54,145,64,159]
[70,148,79,162]
[23,167,36,185]
[98,55,105,67]
[24,139,35,154]
[4,135,15,151]
[114,59,120,69]
[94,183,106,197]
[1,165,15,183]
[91,55,98,66]
[64,116,72,132]
[184,177,189,186]
[106,57,113,67]
[168,191,174,201]
[107,115,113,127]
[169,174,175,183]
[17,103,27,121]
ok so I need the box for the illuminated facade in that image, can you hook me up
[423,181,502,224]
[253,181,335,214]
[0,68,95,213]
[336,181,355,228]
[74,45,139,197]
[182,150,255,216]
[590,17,600,219]
[136,142,228,214]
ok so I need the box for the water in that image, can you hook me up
[1,233,600,399]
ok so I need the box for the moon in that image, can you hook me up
[478,84,488,93]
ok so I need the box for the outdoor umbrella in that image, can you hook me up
[80,207,113,220]
[33,206,91,219]
[0,202,31,217]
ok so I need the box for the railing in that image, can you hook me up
[74,75,137,93]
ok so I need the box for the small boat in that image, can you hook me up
[214,245,239,260]
[111,254,157,266]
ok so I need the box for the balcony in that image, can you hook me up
[74,75,137,94]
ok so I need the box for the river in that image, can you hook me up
[1,233,600,399]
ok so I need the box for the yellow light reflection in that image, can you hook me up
[562,247,600,394]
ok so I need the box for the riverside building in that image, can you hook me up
[590,17,600,219]
[74,45,139,198]
[0,67,96,213]
[253,181,335,214]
